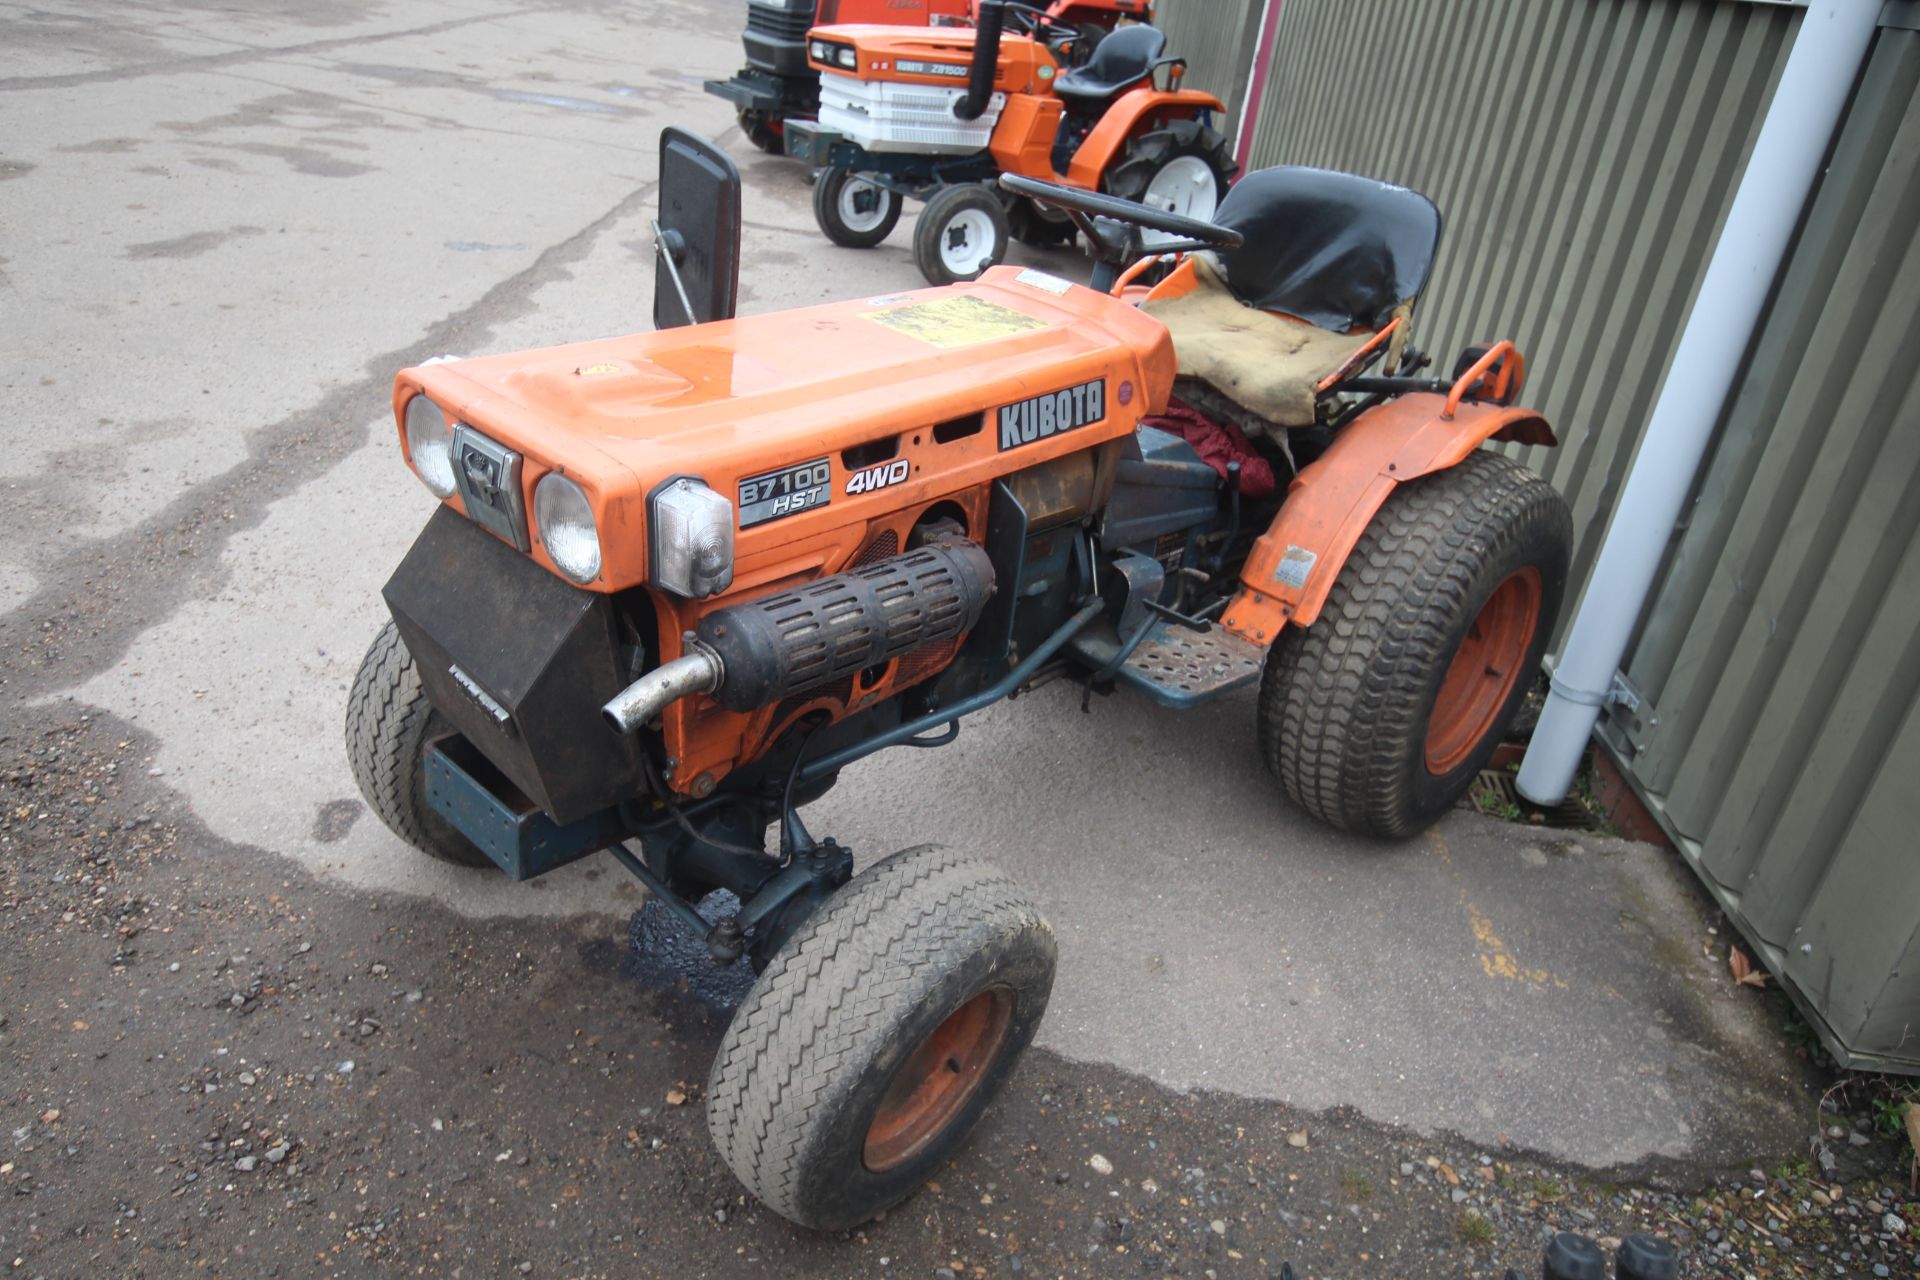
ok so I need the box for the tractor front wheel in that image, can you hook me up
[706,844,1056,1231]
[1257,452,1572,838]
[813,168,902,248]
[737,108,784,155]
[1104,119,1236,249]
[344,621,494,869]
[913,184,1011,286]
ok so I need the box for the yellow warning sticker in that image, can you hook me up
[862,295,1048,349]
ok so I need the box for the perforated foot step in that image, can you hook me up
[1114,620,1265,708]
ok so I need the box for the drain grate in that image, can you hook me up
[1467,768,1597,830]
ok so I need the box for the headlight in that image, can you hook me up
[404,396,456,498]
[809,39,830,60]
[534,472,603,584]
[649,478,734,598]
[836,46,857,68]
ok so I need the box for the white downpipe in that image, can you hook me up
[1516,0,1882,806]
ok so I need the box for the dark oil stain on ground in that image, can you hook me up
[310,797,363,843]
[123,224,266,260]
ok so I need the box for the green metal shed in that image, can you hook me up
[1154,0,1920,1071]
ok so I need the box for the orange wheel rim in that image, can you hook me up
[1425,567,1542,776]
[863,988,1014,1173]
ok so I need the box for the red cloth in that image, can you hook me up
[1141,396,1278,498]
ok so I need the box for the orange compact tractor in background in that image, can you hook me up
[787,0,1233,283]
[705,0,1149,153]
[348,129,1570,1231]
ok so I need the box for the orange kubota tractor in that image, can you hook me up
[788,0,1234,284]
[705,0,1148,154]
[348,129,1570,1231]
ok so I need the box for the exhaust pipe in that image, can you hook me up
[602,643,724,734]
[602,538,995,735]
[954,0,1006,121]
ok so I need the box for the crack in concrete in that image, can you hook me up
[1,175,660,708]
[0,7,541,93]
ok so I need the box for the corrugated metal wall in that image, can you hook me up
[1213,2,1920,1068]
[1151,0,1259,138]
[1243,0,1797,611]
[1604,21,1920,1071]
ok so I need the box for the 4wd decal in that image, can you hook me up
[845,457,909,496]
[738,457,830,528]
[997,379,1105,451]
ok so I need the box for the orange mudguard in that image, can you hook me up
[1220,395,1556,645]
[1062,86,1227,188]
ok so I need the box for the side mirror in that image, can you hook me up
[654,128,741,330]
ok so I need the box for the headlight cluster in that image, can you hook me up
[404,396,457,498]
[533,473,602,585]
[809,39,857,69]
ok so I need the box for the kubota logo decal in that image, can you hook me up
[997,379,1105,451]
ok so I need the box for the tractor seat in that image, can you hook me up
[1053,25,1167,111]
[1140,166,1442,429]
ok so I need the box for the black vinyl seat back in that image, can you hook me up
[1211,166,1442,333]
[1053,24,1167,105]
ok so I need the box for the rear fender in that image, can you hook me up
[1220,394,1556,644]
[1062,86,1227,188]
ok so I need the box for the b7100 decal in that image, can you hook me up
[738,458,830,528]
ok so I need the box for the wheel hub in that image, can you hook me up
[1424,566,1543,775]
[863,986,1014,1172]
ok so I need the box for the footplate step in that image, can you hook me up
[1115,620,1264,708]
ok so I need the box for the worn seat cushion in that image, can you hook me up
[1140,256,1377,429]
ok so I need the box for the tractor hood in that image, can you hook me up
[392,265,1174,593]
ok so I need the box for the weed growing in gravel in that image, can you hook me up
[1340,1170,1373,1203]
[1456,1212,1495,1246]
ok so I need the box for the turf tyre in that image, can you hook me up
[813,167,902,248]
[706,844,1055,1231]
[344,621,493,868]
[1256,451,1571,838]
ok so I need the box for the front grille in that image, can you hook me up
[747,2,814,41]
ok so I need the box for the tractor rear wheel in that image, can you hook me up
[1103,119,1235,248]
[706,844,1055,1231]
[813,168,902,248]
[1257,452,1571,838]
[344,621,493,869]
[913,183,1011,286]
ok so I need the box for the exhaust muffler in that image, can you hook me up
[603,537,995,733]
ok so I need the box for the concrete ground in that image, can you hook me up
[0,1,1844,1274]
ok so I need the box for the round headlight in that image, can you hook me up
[404,396,456,498]
[534,472,602,584]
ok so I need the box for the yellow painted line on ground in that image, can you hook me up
[1427,830,1567,992]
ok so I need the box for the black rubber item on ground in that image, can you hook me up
[344,621,493,868]
[706,844,1056,1231]
[1542,1231,1606,1280]
[1614,1233,1680,1280]
[737,109,784,155]
[912,184,1011,286]
[1256,452,1572,838]
[1101,118,1236,208]
[812,167,902,248]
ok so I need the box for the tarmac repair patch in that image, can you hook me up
[862,294,1047,348]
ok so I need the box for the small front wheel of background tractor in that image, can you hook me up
[706,844,1056,1231]
[913,184,1011,286]
[813,168,902,248]
[1008,195,1077,249]
[737,108,784,155]
[1103,119,1236,249]
[1256,452,1573,838]
[344,621,493,869]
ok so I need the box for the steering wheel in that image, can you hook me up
[1000,2,1079,49]
[998,172,1244,252]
